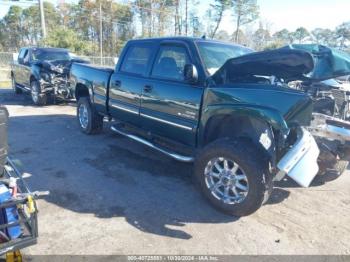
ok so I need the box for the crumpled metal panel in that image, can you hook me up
[277,127,320,187]
[284,44,350,81]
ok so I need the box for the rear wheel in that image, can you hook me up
[77,97,103,134]
[30,80,47,106]
[194,138,272,216]
[11,75,22,94]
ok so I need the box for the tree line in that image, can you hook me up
[0,0,349,57]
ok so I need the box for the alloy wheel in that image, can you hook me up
[78,103,89,129]
[31,82,39,104]
[204,157,249,204]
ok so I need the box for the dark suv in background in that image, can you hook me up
[11,47,88,105]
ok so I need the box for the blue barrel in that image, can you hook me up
[0,184,21,239]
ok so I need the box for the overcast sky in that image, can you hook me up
[0,0,349,33]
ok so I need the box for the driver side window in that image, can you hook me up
[22,49,30,64]
[151,45,190,81]
[18,49,27,64]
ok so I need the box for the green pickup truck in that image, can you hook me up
[70,37,320,216]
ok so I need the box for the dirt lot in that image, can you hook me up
[1,87,350,255]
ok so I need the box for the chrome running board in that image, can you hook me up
[110,125,194,162]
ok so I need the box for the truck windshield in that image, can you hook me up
[197,41,253,75]
[32,50,70,61]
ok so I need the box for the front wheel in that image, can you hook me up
[30,80,47,106]
[194,138,272,216]
[77,97,103,134]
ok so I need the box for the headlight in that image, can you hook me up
[40,72,51,82]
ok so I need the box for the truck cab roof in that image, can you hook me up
[21,47,69,53]
[127,36,251,49]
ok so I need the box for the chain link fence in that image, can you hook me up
[78,56,116,67]
[0,52,116,84]
[0,52,14,67]
[0,52,13,84]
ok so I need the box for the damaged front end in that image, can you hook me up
[36,59,87,100]
[286,45,350,174]
[276,127,319,187]
[211,48,321,187]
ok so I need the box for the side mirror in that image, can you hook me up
[184,64,198,84]
[18,58,23,65]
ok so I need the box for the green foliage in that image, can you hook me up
[252,26,271,50]
[206,0,232,38]
[273,29,292,45]
[215,30,230,41]
[0,6,23,50]
[135,0,178,37]
[0,0,349,55]
[232,0,259,42]
[335,22,350,49]
[0,0,134,56]
[263,42,283,50]
[293,27,310,43]
[41,27,96,55]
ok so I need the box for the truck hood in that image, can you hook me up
[33,58,89,75]
[212,44,350,83]
[212,48,314,83]
[205,85,313,128]
[283,44,350,81]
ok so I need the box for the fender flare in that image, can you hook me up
[30,65,42,82]
[72,77,94,102]
[198,103,289,147]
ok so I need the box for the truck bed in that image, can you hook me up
[70,62,114,114]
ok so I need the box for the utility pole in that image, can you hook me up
[185,0,188,36]
[99,2,103,65]
[39,0,46,38]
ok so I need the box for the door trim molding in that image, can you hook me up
[140,113,193,131]
[110,102,139,115]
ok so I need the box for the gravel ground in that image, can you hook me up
[1,88,350,255]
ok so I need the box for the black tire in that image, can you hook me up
[194,138,272,217]
[77,97,103,134]
[315,159,348,184]
[11,75,22,94]
[30,80,47,106]
[46,93,56,105]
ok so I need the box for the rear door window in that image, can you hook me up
[120,44,153,76]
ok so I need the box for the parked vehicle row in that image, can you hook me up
[9,39,350,216]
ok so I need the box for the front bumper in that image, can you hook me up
[39,76,71,98]
[276,127,320,187]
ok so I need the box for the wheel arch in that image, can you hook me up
[29,74,37,84]
[75,83,91,101]
[199,110,281,167]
